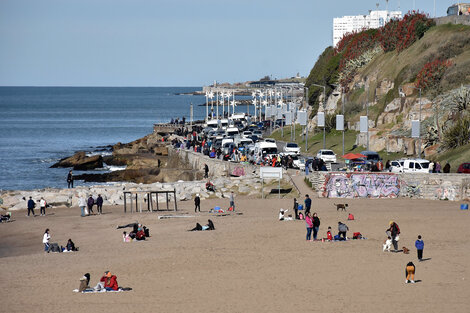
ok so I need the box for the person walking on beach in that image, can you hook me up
[39,197,47,216]
[194,194,201,212]
[96,194,103,215]
[305,212,313,241]
[312,212,321,240]
[43,228,51,252]
[78,195,87,217]
[386,221,400,252]
[304,194,312,215]
[415,235,424,261]
[27,196,36,217]
[293,198,299,219]
[87,195,95,215]
[229,191,235,211]
[204,164,209,178]
[67,170,74,188]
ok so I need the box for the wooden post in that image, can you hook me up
[174,188,178,211]
[166,192,169,210]
[124,192,127,213]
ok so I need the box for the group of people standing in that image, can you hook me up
[78,194,104,217]
[27,196,47,217]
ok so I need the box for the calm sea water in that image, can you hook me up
[0,87,249,191]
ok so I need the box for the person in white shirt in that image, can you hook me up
[43,229,51,252]
[39,197,47,216]
[78,196,87,217]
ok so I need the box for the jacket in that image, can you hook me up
[338,223,349,232]
[194,196,200,205]
[40,199,46,208]
[27,199,35,209]
[415,239,424,250]
[87,197,94,207]
[43,232,50,244]
[313,216,320,228]
[305,216,313,228]
[78,197,87,207]
[96,196,103,206]
[304,198,312,209]
[100,275,119,290]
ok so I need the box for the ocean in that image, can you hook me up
[0,87,250,191]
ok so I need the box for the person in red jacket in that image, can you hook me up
[95,271,119,291]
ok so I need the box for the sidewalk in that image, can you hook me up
[286,169,315,197]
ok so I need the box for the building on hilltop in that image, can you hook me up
[333,10,402,47]
[447,3,470,16]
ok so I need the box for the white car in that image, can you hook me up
[316,149,337,163]
[264,138,276,144]
[389,160,404,173]
[242,131,252,138]
[283,142,300,155]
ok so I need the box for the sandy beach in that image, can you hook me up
[1,195,469,313]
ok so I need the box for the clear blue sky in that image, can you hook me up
[0,0,452,87]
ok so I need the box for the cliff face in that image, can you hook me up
[306,20,470,158]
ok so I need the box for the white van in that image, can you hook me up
[397,159,430,173]
[254,141,278,159]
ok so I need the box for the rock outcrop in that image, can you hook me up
[50,152,103,170]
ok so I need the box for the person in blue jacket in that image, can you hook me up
[415,235,424,261]
[304,194,312,215]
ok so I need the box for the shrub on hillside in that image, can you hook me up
[379,11,435,53]
[415,59,452,90]
[442,117,470,149]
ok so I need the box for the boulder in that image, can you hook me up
[50,151,103,170]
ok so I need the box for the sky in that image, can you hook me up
[0,0,453,87]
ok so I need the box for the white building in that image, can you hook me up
[333,10,402,47]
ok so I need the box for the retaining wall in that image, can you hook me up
[170,147,258,178]
[308,172,470,201]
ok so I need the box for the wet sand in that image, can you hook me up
[1,196,469,313]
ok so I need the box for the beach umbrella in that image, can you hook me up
[342,153,359,160]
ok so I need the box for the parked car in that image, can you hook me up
[292,155,305,171]
[253,130,263,138]
[283,142,300,155]
[389,160,405,173]
[316,149,337,163]
[242,131,252,138]
[264,138,276,144]
[401,159,430,173]
[457,162,470,174]
[360,151,381,164]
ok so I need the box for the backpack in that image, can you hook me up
[50,243,61,253]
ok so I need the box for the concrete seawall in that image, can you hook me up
[170,147,258,178]
[308,172,470,201]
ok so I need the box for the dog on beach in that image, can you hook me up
[383,237,392,252]
[334,203,348,211]
[402,247,410,254]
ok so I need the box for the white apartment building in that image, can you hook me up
[333,10,402,47]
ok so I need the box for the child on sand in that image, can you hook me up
[415,235,424,261]
[123,231,131,242]
[326,227,333,241]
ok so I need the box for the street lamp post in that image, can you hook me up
[410,86,422,158]
[311,83,326,149]
[330,83,345,157]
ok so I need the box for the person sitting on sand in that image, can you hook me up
[122,231,131,242]
[206,181,215,192]
[189,219,215,231]
[65,238,78,251]
[135,224,146,241]
[79,273,91,292]
[326,226,333,241]
[94,271,119,291]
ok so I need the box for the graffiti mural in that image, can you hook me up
[323,173,400,199]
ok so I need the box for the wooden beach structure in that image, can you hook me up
[123,189,177,213]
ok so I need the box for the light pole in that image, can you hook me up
[330,83,345,157]
[410,86,422,158]
[311,83,326,149]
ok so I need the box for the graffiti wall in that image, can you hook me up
[323,173,400,199]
